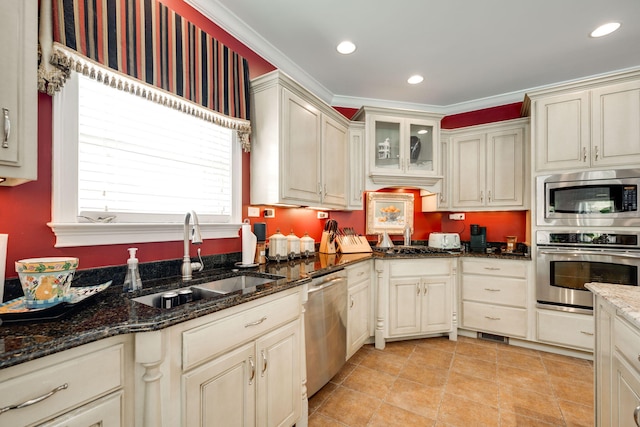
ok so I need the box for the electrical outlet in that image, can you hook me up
[247,207,260,217]
[449,213,465,220]
[263,208,275,218]
[317,211,329,219]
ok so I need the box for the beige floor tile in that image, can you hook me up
[347,346,372,365]
[309,381,337,414]
[359,348,408,376]
[540,350,593,367]
[384,378,443,420]
[451,353,497,382]
[399,359,449,388]
[543,358,595,383]
[409,346,454,370]
[341,365,395,399]
[498,364,554,395]
[497,348,546,373]
[559,400,594,427]
[550,376,594,405]
[379,339,417,358]
[499,384,565,425]
[369,402,436,427]
[500,410,565,426]
[317,386,381,427]
[445,371,499,407]
[455,340,498,362]
[330,361,356,385]
[437,393,500,426]
[415,336,458,353]
[308,412,346,427]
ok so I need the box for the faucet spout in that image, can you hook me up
[182,210,204,281]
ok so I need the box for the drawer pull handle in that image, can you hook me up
[357,271,365,277]
[484,288,501,292]
[245,316,267,328]
[0,383,68,415]
[350,296,355,309]
[580,331,594,336]
[485,316,501,321]
[249,356,255,385]
[2,108,9,148]
[484,267,500,271]
[635,405,640,426]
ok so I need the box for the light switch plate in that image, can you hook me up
[449,213,465,220]
[264,208,275,218]
[317,212,329,219]
[247,207,260,217]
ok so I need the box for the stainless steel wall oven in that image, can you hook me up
[536,230,640,312]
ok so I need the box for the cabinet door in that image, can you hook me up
[256,320,300,427]
[405,119,436,175]
[38,392,123,427]
[182,342,255,427]
[612,355,640,427]
[347,280,371,359]
[421,278,451,333]
[281,88,321,204]
[486,127,525,207]
[591,80,640,168]
[369,115,403,174]
[347,123,365,209]
[534,91,590,172]
[388,278,422,336]
[0,0,37,184]
[322,114,348,208]
[452,133,486,208]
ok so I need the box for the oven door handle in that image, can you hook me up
[538,249,640,259]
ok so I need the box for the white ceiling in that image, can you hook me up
[188,0,640,114]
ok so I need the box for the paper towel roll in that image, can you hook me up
[242,223,257,266]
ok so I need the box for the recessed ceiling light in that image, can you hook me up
[590,22,621,38]
[336,41,356,55]
[407,75,424,85]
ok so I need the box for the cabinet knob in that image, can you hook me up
[350,296,355,308]
[583,147,587,162]
[594,146,599,161]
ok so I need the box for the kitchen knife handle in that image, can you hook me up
[2,108,9,148]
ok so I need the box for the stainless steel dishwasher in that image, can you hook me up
[304,269,347,397]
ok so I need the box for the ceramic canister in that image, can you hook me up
[267,229,288,261]
[287,232,301,259]
[300,232,315,257]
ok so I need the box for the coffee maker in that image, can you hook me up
[470,224,487,253]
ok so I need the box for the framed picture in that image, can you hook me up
[366,192,414,235]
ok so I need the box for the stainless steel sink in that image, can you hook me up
[132,273,285,308]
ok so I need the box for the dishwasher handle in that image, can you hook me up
[307,275,346,295]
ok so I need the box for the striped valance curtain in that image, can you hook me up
[38,0,252,150]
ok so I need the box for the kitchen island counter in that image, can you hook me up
[586,282,640,329]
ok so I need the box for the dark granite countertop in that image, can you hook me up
[0,248,529,369]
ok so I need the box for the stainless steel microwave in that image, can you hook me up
[536,169,640,227]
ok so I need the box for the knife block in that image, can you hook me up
[336,235,372,253]
[319,231,336,254]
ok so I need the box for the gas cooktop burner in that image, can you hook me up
[372,245,461,255]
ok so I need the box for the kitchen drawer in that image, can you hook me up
[346,261,371,286]
[614,315,640,372]
[462,276,527,307]
[0,343,124,427]
[182,291,300,370]
[461,258,527,278]
[462,301,527,338]
[389,259,451,277]
[536,309,594,351]
[38,391,123,427]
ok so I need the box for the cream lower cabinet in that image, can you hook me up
[0,336,133,427]
[536,308,594,351]
[594,294,640,427]
[374,258,455,349]
[450,118,528,210]
[182,320,300,427]
[460,258,529,339]
[345,261,372,359]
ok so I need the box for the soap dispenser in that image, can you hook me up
[123,247,142,292]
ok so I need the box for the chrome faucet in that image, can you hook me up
[182,211,204,281]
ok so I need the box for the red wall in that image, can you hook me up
[0,1,527,279]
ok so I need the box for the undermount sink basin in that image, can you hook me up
[132,273,285,309]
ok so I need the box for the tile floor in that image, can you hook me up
[308,336,594,427]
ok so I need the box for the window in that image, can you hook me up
[50,72,242,247]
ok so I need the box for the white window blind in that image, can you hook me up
[77,73,233,223]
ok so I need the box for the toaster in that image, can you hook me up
[428,232,461,249]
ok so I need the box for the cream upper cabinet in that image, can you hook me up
[346,122,365,210]
[532,71,640,172]
[450,119,528,210]
[250,70,348,208]
[0,0,38,185]
[353,106,443,189]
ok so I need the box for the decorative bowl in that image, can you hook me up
[15,257,79,308]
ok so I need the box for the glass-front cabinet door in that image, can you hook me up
[361,107,441,186]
